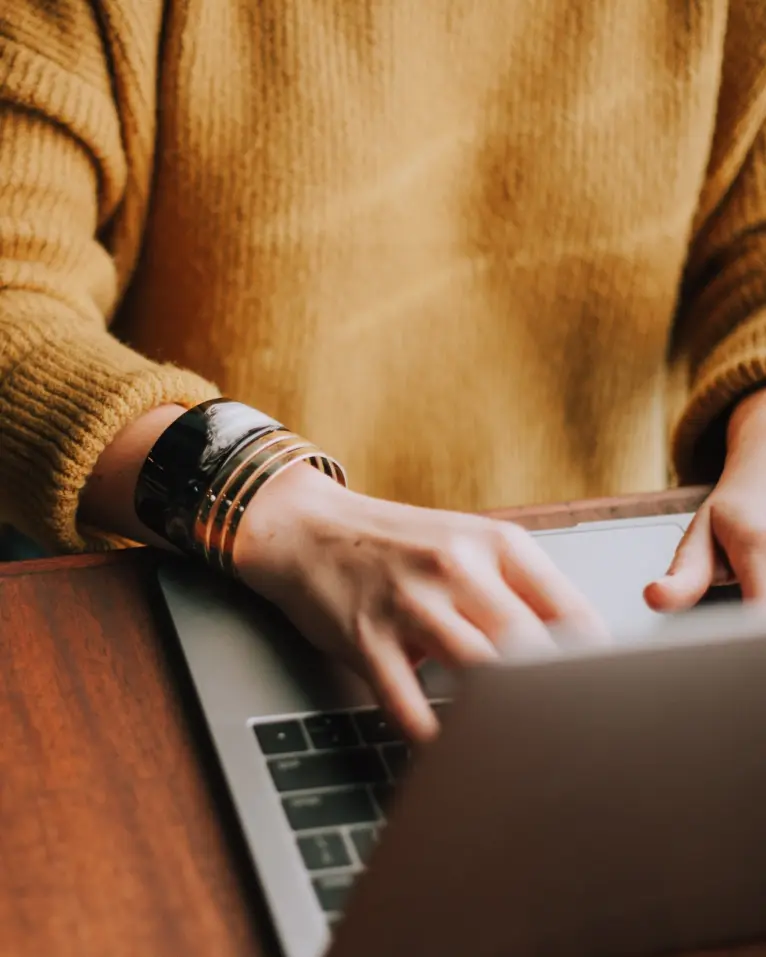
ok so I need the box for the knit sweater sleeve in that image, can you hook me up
[671,5,766,483]
[0,23,218,552]
[672,116,766,482]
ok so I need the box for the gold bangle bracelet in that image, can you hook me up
[195,427,290,548]
[219,446,345,577]
[195,431,302,563]
[209,439,311,569]
[190,429,346,575]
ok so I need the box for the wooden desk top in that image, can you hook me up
[0,486,762,957]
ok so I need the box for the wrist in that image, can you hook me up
[233,461,349,599]
[80,404,188,546]
[727,388,766,455]
[126,398,348,576]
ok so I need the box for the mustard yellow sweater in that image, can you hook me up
[1,1,766,552]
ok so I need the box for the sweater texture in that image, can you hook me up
[1,1,766,550]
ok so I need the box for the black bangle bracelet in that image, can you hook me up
[134,399,281,553]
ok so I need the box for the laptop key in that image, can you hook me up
[313,873,357,913]
[303,713,359,750]
[380,743,410,779]
[282,788,379,830]
[268,748,387,792]
[349,825,379,865]
[253,720,308,755]
[297,831,351,870]
[353,709,402,744]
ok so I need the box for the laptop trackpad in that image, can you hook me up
[536,523,685,637]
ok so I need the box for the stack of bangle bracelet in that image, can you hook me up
[134,398,347,575]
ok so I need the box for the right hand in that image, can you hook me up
[234,465,610,741]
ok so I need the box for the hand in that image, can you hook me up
[646,389,766,612]
[234,465,610,741]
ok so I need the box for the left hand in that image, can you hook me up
[646,389,766,611]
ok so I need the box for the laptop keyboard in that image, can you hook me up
[252,704,448,924]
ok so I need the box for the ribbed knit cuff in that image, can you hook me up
[0,310,219,553]
[673,308,766,484]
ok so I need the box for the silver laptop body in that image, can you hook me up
[330,602,766,957]
[158,513,696,957]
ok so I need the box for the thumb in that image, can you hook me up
[644,510,715,612]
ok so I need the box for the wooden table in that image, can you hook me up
[0,486,762,957]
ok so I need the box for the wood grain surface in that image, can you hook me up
[0,550,272,957]
[0,486,762,957]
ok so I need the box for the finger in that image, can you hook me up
[389,580,500,665]
[362,635,438,742]
[410,601,501,666]
[644,509,715,612]
[407,590,558,664]
[462,592,560,660]
[727,539,766,603]
[498,525,610,644]
[493,597,561,661]
[396,576,555,667]
[443,569,554,655]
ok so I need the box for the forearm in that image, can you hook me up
[79,404,188,548]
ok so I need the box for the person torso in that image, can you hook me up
[117,0,728,509]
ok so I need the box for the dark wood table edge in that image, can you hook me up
[0,545,152,578]
[487,485,710,528]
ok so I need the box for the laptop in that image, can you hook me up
[329,601,766,957]
[158,512,709,957]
